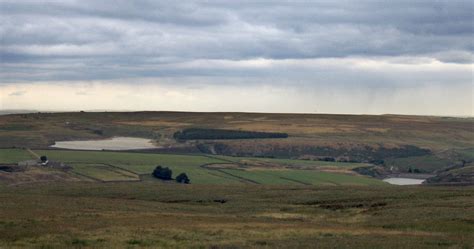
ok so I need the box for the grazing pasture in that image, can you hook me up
[31,149,385,185]
[71,163,139,182]
[0,149,34,164]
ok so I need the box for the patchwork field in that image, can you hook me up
[213,155,370,169]
[26,149,383,185]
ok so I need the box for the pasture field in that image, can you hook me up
[214,155,370,169]
[0,148,386,185]
[31,149,385,185]
[0,149,34,164]
[218,169,386,186]
[71,163,139,182]
[32,150,222,171]
[0,182,472,248]
[33,149,243,184]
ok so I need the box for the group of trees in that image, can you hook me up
[173,128,288,140]
[407,167,422,173]
[152,166,172,180]
[152,165,190,184]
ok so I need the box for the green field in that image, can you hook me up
[214,155,371,169]
[268,170,384,185]
[71,163,139,182]
[218,169,386,186]
[0,149,34,164]
[31,149,384,185]
[34,149,244,184]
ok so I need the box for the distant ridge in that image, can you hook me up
[0,110,38,115]
[0,109,471,118]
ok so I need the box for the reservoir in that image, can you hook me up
[383,177,425,185]
[50,137,158,150]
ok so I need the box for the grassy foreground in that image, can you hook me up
[0,182,472,248]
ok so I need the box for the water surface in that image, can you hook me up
[51,137,158,150]
[383,177,425,185]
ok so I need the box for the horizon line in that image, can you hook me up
[1,109,472,118]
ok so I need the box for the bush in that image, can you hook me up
[176,173,190,184]
[152,165,172,180]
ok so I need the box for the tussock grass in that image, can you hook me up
[0,183,472,248]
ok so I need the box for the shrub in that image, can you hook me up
[176,173,190,184]
[152,165,172,180]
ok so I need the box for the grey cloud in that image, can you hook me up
[0,0,472,83]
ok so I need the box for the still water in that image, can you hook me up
[50,137,158,150]
[383,177,425,185]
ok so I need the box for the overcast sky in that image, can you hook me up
[0,0,472,115]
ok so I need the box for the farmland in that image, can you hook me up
[8,149,380,185]
[0,149,35,164]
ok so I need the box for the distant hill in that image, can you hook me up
[0,111,472,180]
[0,110,38,115]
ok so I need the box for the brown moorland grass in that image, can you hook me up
[0,181,472,248]
[0,112,472,151]
[1,112,472,175]
[0,112,472,248]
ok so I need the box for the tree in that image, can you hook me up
[176,173,190,184]
[152,165,172,180]
[40,156,48,163]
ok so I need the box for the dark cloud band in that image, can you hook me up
[0,1,472,83]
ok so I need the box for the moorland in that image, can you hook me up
[0,111,473,248]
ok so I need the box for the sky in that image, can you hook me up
[0,0,473,115]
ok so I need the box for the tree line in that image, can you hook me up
[174,128,288,140]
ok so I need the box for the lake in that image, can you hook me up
[383,177,425,185]
[50,137,158,150]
